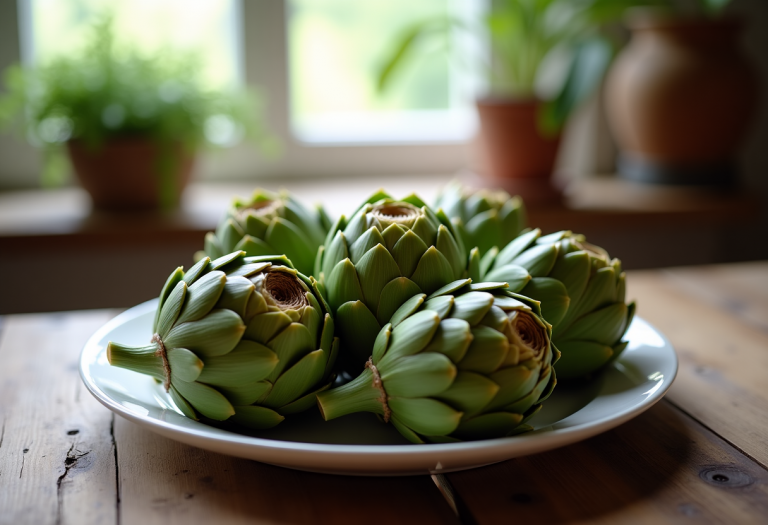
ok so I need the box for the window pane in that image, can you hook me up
[23,0,241,90]
[288,0,477,144]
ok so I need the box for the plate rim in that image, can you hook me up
[80,299,678,473]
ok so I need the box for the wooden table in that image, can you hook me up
[1,262,767,524]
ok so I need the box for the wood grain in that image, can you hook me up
[0,311,118,525]
[660,262,768,334]
[446,401,768,524]
[627,267,768,468]
[114,416,459,525]
[2,263,767,525]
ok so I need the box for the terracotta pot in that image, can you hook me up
[67,138,195,211]
[605,13,759,185]
[475,99,562,204]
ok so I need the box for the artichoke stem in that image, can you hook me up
[316,368,385,421]
[107,341,165,382]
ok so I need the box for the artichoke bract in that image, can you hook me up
[107,251,339,429]
[475,229,635,379]
[314,191,467,373]
[201,189,331,276]
[316,280,558,442]
[434,181,526,258]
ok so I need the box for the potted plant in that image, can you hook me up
[0,19,274,211]
[604,0,759,185]
[377,0,653,204]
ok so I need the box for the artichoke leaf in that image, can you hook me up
[484,264,530,292]
[451,292,495,326]
[453,412,524,440]
[427,278,472,300]
[326,258,365,313]
[380,352,456,398]
[217,380,273,406]
[173,379,235,421]
[493,229,540,269]
[555,340,613,379]
[262,349,326,409]
[176,271,227,325]
[215,276,255,318]
[422,295,455,320]
[156,280,187,339]
[388,397,462,437]
[182,256,210,285]
[389,293,426,328]
[380,310,441,363]
[198,340,278,386]
[245,310,292,345]
[559,302,628,345]
[335,301,381,373]
[371,323,392,364]
[166,347,204,382]
[377,277,422,326]
[230,405,285,430]
[278,380,333,415]
[165,309,245,358]
[266,322,316,380]
[154,267,184,333]
[355,244,402,316]
[265,217,316,276]
[422,318,473,363]
[521,277,570,327]
[410,247,456,295]
[435,224,465,278]
[434,371,499,417]
[458,326,509,374]
[349,226,387,265]
[512,243,559,277]
[391,229,429,278]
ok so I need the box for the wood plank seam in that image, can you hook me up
[665,397,768,472]
[112,414,121,525]
[431,474,478,525]
[56,439,91,524]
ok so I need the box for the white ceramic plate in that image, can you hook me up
[80,299,677,476]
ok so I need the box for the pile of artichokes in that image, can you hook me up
[108,183,634,442]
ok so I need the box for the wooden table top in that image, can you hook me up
[1,261,767,524]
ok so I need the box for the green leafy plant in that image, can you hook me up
[377,0,659,133]
[0,18,274,187]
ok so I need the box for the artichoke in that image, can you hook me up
[107,251,339,429]
[474,229,635,379]
[314,191,467,373]
[201,189,331,276]
[316,279,557,442]
[434,181,526,258]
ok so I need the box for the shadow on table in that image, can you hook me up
[444,401,694,523]
[115,416,461,525]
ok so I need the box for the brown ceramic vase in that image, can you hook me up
[67,138,194,211]
[605,13,759,185]
[475,99,562,205]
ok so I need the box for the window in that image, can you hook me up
[288,0,478,144]
[1,0,478,186]
[20,0,242,90]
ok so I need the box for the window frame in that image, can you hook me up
[0,0,474,188]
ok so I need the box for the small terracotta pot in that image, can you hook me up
[605,12,759,185]
[67,138,195,211]
[475,99,562,204]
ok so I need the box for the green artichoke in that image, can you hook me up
[434,181,526,258]
[107,251,339,429]
[316,279,557,442]
[473,229,635,379]
[202,189,331,276]
[314,191,468,373]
